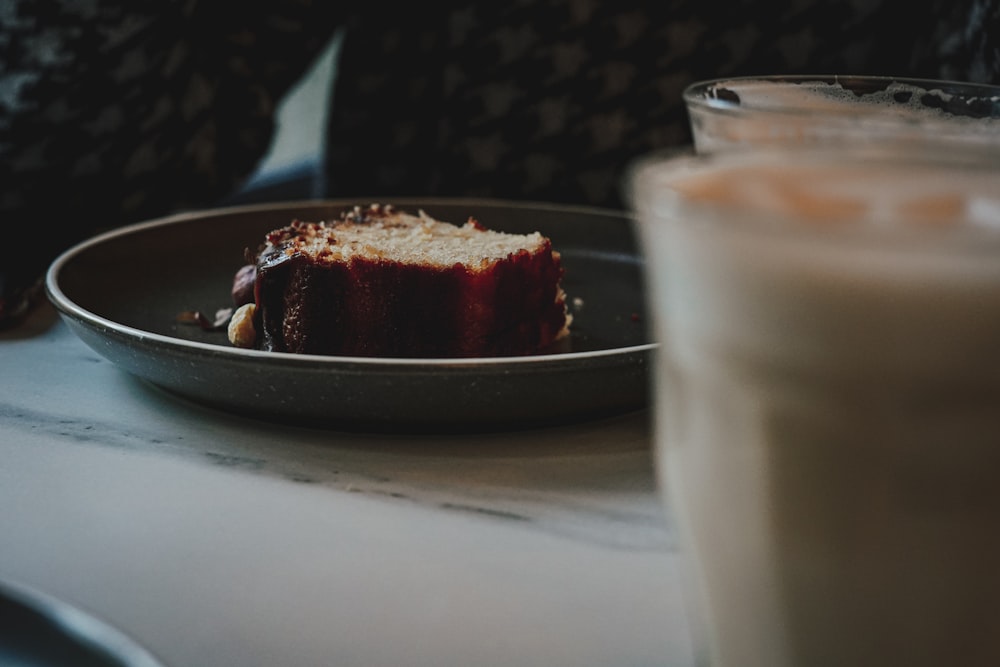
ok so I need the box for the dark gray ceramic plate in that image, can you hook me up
[0,579,164,667]
[47,198,653,431]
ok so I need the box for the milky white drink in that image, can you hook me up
[684,76,1000,153]
[631,150,1000,667]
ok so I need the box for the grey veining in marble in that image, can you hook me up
[3,303,673,552]
[0,302,692,667]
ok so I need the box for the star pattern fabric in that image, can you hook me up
[0,1,336,249]
[323,0,992,209]
[0,0,995,264]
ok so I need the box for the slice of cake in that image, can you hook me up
[229,203,570,358]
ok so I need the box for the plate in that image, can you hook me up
[46,198,653,431]
[0,579,164,667]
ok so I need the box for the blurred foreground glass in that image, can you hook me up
[629,147,1000,667]
[684,75,1000,153]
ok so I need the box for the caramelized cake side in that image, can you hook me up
[230,204,570,358]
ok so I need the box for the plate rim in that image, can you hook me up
[0,577,165,667]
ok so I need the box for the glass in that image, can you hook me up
[683,75,1000,153]
[628,146,1000,667]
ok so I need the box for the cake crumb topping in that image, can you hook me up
[262,205,547,269]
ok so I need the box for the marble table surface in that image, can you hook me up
[0,301,694,667]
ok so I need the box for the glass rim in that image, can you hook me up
[628,146,1000,250]
[682,74,1000,117]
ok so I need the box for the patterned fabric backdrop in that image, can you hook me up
[1,0,997,320]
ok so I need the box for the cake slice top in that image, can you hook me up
[264,203,550,269]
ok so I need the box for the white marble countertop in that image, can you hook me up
[0,302,693,667]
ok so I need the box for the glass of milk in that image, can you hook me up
[683,75,1000,154]
[629,146,1000,667]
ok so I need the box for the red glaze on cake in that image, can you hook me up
[238,204,570,358]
